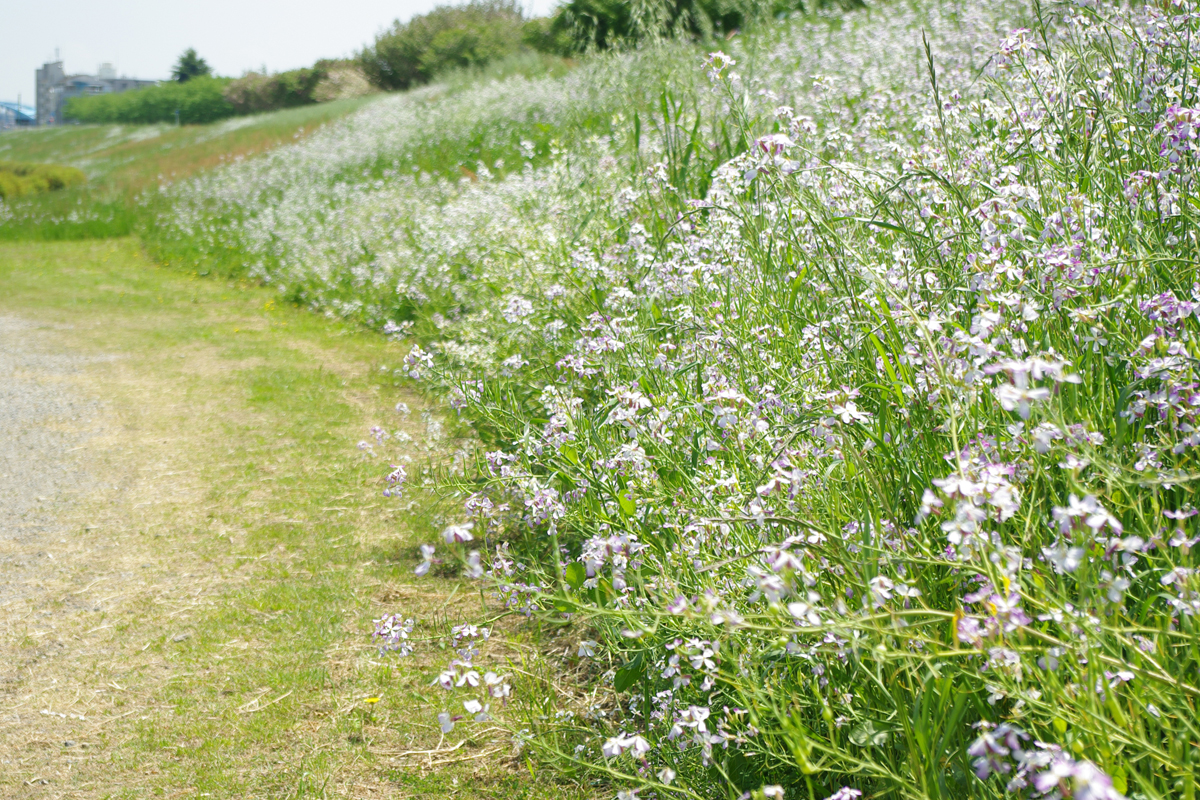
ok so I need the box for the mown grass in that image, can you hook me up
[0,237,590,799]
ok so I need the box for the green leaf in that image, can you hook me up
[1112,766,1127,795]
[561,443,579,466]
[618,491,636,518]
[614,655,644,692]
[848,720,890,747]
[564,562,586,591]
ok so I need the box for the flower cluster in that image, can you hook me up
[162,0,1200,797]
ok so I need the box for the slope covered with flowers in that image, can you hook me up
[161,2,1200,799]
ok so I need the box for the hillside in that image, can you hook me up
[0,96,379,239]
[5,0,1200,798]
[0,96,378,191]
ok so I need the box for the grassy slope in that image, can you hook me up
[0,97,381,241]
[0,238,582,799]
[0,96,380,194]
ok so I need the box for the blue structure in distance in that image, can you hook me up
[0,101,36,130]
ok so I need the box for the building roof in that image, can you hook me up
[0,102,36,120]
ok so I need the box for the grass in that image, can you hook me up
[0,237,591,798]
[0,96,381,241]
[0,96,380,193]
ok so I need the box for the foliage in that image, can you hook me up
[311,59,375,103]
[0,161,85,200]
[64,76,235,125]
[549,0,861,52]
[358,0,528,90]
[224,66,329,114]
[172,48,213,83]
[152,0,1200,798]
[521,15,577,56]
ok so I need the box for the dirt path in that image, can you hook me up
[0,316,107,622]
[0,239,562,800]
[0,312,261,794]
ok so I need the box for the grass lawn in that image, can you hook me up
[0,238,582,799]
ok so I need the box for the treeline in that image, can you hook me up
[65,62,372,126]
[65,77,236,125]
[64,0,857,126]
[358,0,860,90]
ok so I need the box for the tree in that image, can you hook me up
[172,49,212,83]
[359,1,525,91]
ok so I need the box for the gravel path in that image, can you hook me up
[0,317,104,606]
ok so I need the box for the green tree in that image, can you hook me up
[171,48,212,83]
[359,1,526,91]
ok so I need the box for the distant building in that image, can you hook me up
[0,101,36,130]
[35,60,159,125]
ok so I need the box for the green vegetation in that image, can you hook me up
[223,66,327,114]
[545,0,861,53]
[359,0,534,90]
[64,75,236,125]
[142,1,1200,798]
[9,2,1198,797]
[0,95,378,240]
[172,47,214,83]
[224,59,374,115]
[0,160,85,199]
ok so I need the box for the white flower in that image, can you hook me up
[438,712,455,734]
[502,295,535,323]
[1043,544,1085,574]
[831,401,871,425]
[442,522,475,543]
[415,543,436,576]
[578,640,599,658]
[484,671,511,698]
[602,733,652,759]
[994,383,1051,419]
[787,601,822,626]
[464,549,483,579]
[868,576,895,607]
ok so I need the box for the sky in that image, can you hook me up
[1,0,558,106]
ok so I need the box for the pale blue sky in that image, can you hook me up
[1,0,559,105]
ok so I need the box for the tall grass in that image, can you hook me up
[112,0,1200,797]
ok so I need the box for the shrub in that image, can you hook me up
[312,60,374,103]
[521,15,579,56]
[359,0,527,90]
[224,67,328,114]
[0,162,86,199]
[64,77,236,125]
[551,0,862,51]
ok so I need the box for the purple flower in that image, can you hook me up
[1033,757,1126,800]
